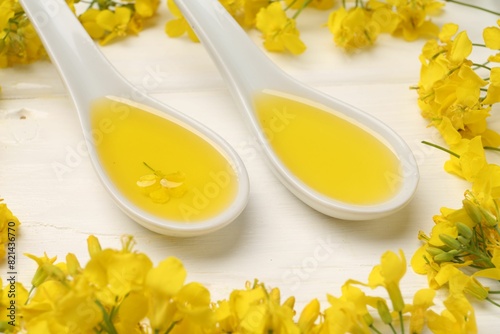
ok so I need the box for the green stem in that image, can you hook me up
[284,0,298,11]
[292,0,313,19]
[472,63,492,71]
[95,300,119,334]
[475,223,489,256]
[143,161,165,178]
[399,311,405,334]
[25,285,36,305]
[484,146,500,152]
[421,141,460,158]
[445,0,500,15]
[369,324,383,334]
[143,161,155,172]
[468,248,495,268]
[486,297,500,307]
[388,323,397,334]
[164,321,179,334]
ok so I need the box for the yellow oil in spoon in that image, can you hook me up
[254,90,402,205]
[90,96,239,222]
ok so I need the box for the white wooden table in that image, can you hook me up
[1,1,499,331]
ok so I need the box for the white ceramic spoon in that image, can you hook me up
[19,0,249,237]
[175,0,419,220]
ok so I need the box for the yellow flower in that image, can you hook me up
[165,0,199,42]
[240,0,269,28]
[390,0,442,41]
[135,0,160,18]
[169,282,214,333]
[0,0,16,32]
[219,0,268,28]
[95,7,133,45]
[322,284,373,334]
[367,250,406,312]
[22,278,103,334]
[411,244,436,278]
[471,164,500,210]
[83,235,153,306]
[114,291,149,333]
[214,281,299,333]
[483,20,500,62]
[433,117,462,146]
[439,22,459,43]
[255,2,306,55]
[426,293,477,334]
[79,9,106,40]
[145,256,187,331]
[483,67,500,105]
[447,31,473,66]
[432,265,488,300]
[0,201,20,260]
[432,69,490,141]
[405,288,435,334]
[298,298,320,333]
[137,165,187,204]
[366,0,400,33]
[444,137,487,182]
[327,6,380,51]
[24,252,65,288]
[0,277,29,333]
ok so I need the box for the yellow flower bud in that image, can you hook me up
[456,222,473,239]
[479,207,498,227]
[87,235,102,258]
[462,198,482,225]
[363,312,374,327]
[298,298,319,332]
[426,246,445,257]
[376,299,392,324]
[438,233,462,250]
[30,267,49,288]
[433,251,456,263]
[283,295,295,309]
[66,253,82,276]
[457,236,470,246]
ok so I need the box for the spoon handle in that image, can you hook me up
[174,0,288,99]
[18,0,130,114]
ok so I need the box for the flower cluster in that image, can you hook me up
[412,12,500,321]
[416,21,500,148]
[0,0,47,67]
[165,0,310,55]
[327,0,442,51]
[0,0,159,69]
[165,0,444,54]
[136,162,187,203]
[411,137,500,311]
[79,0,160,45]
[0,233,479,333]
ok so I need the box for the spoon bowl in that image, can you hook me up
[19,0,249,236]
[175,0,419,220]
